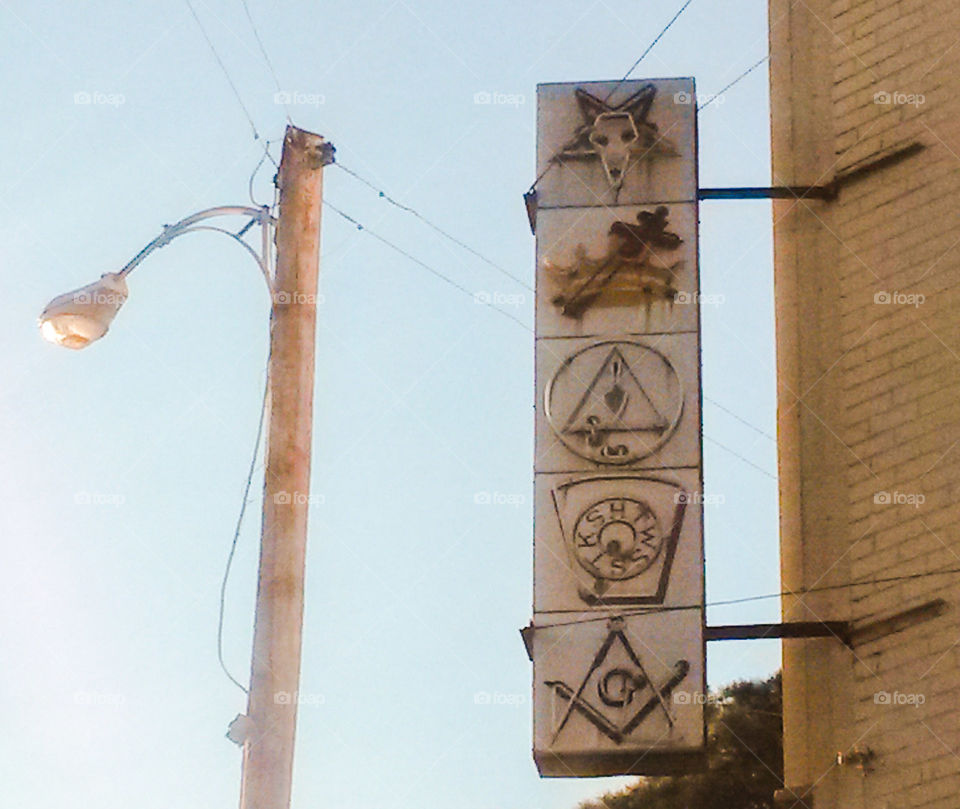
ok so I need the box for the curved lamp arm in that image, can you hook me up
[39,205,277,350]
[117,205,276,288]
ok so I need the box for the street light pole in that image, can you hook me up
[238,125,334,809]
[40,123,334,809]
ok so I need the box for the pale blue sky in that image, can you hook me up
[1,1,778,807]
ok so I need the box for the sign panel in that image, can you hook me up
[530,78,704,776]
[536,335,701,472]
[534,470,703,611]
[532,613,705,776]
[535,79,697,208]
[536,204,699,337]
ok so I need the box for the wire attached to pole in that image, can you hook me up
[217,364,270,694]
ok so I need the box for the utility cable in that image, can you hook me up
[324,200,531,332]
[529,0,696,193]
[248,139,276,207]
[239,0,294,124]
[704,395,776,442]
[535,566,960,629]
[324,201,782,483]
[217,366,270,694]
[184,0,261,140]
[602,0,696,103]
[698,53,770,111]
[334,163,533,292]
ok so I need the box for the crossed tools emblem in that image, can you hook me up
[545,617,690,745]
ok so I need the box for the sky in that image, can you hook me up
[0,1,778,807]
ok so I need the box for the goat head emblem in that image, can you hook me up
[554,85,679,191]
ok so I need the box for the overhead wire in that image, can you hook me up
[528,0,697,194]
[334,163,533,292]
[602,0,696,103]
[217,364,270,694]
[536,566,960,629]
[698,53,770,111]
[324,196,786,479]
[184,0,261,140]
[324,200,531,332]
[248,139,277,206]
[704,395,776,442]
[239,0,294,124]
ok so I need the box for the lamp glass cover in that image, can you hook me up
[39,272,128,349]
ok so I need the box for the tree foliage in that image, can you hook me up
[578,672,782,809]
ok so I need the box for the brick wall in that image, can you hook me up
[771,0,960,806]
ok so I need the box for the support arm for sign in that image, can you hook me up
[521,598,948,660]
[697,142,925,203]
[524,142,925,233]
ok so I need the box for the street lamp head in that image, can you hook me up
[39,272,129,349]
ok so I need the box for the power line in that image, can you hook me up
[239,0,293,124]
[704,395,776,442]
[705,435,777,480]
[698,53,770,111]
[321,198,780,476]
[536,566,960,629]
[529,0,696,193]
[217,365,270,694]
[603,0,696,103]
[324,200,532,332]
[248,139,277,207]
[334,163,533,292]
[184,0,260,140]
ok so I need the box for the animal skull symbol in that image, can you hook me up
[588,112,641,187]
[555,86,679,191]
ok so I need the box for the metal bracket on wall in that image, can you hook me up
[698,141,925,204]
[520,599,947,660]
[705,621,852,646]
[705,597,948,650]
[524,141,926,234]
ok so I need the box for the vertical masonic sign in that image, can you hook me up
[529,79,705,777]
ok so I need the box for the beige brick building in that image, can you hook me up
[770,0,960,806]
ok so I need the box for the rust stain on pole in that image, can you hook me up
[241,125,334,809]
